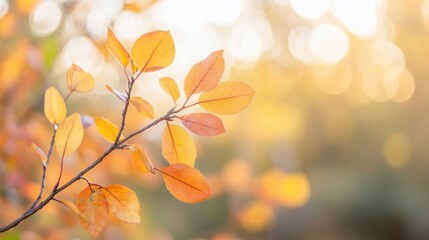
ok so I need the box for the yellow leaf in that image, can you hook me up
[101,184,141,224]
[162,123,196,166]
[31,143,47,165]
[44,87,66,124]
[159,163,210,204]
[76,185,109,238]
[55,113,83,157]
[184,50,224,98]
[159,77,180,102]
[127,144,155,174]
[199,81,255,115]
[130,59,139,74]
[66,64,95,93]
[131,30,175,72]
[94,117,123,143]
[105,28,129,68]
[130,97,154,119]
[58,198,87,222]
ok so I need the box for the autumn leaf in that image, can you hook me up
[101,184,141,224]
[76,186,109,238]
[44,87,66,124]
[127,144,155,174]
[199,81,255,115]
[180,113,226,137]
[105,84,127,103]
[58,198,87,222]
[162,123,196,166]
[158,164,210,204]
[131,30,175,72]
[94,117,123,143]
[66,64,94,93]
[159,77,180,102]
[105,28,129,68]
[31,143,47,165]
[55,113,83,157]
[130,97,154,119]
[184,50,224,98]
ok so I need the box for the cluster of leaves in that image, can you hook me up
[8,28,254,237]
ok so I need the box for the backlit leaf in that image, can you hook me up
[159,164,210,203]
[58,198,87,222]
[127,144,155,174]
[76,185,109,238]
[180,113,226,137]
[105,84,127,103]
[55,113,83,157]
[162,124,196,166]
[159,77,180,102]
[66,64,94,93]
[31,143,47,165]
[44,87,66,124]
[130,97,154,119]
[131,30,175,72]
[94,117,123,143]
[105,28,129,68]
[184,50,224,98]
[101,184,141,224]
[199,81,255,115]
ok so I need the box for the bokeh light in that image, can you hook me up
[310,24,349,64]
[29,1,62,37]
[0,0,8,19]
[290,0,330,20]
[383,132,411,168]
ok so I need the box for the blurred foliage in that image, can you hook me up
[1,0,429,239]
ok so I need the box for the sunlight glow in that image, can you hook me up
[228,22,263,63]
[0,0,8,19]
[29,1,62,37]
[290,0,331,20]
[310,24,349,64]
[288,26,318,64]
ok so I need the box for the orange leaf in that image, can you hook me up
[55,113,83,157]
[94,117,123,143]
[58,198,87,222]
[180,113,226,137]
[159,77,180,102]
[127,144,155,174]
[105,28,129,68]
[158,164,210,203]
[44,87,66,124]
[199,81,255,115]
[131,30,175,72]
[66,64,94,93]
[76,185,109,238]
[31,143,47,165]
[101,184,141,224]
[130,97,154,119]
[184,50,224,98]
[105,84,127,103]
[162,123,196,166]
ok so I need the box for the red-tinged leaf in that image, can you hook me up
[31,143,47,165]
[180,113,226,137]
[66,64,94,93]
[44,87,66,124]
[199,81,255,115]
[159,77,180,102]
[76,185,109,238]
[127,144,155,174]
[55,113,83,157]
[131,30,175,72]
[105,28,129,68]
[105,84,127,103]
[158,164,210,204]
[130,97,154,119]
[101,184,141,224]
[184,50,224,98]
[162,123,196,166]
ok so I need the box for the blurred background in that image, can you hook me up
[0,0,428,239]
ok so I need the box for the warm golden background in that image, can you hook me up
[0,0,428,239]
